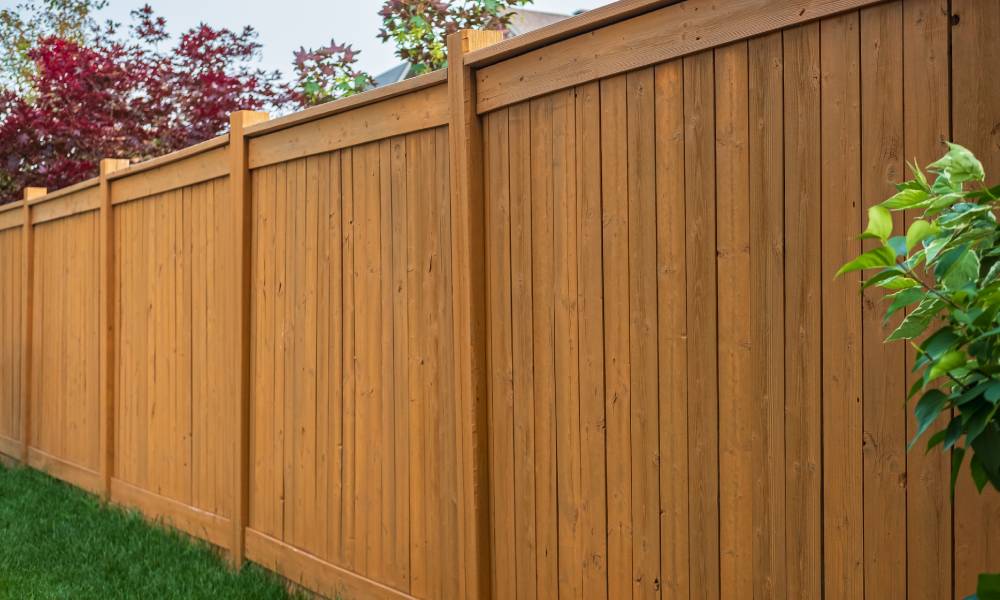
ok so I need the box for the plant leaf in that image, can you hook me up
[885,287,925,322]
[986,381,1000,405]
[881,188,929,210]
[976,573,1000,600]
[929,142,986,184]
[862,205,893,241]
[862,269,905,289]
[943,250,980,291]
[837,246,896,277]
[951,446,966,500]
[926,428,948,453]
[887,297,945,341]
[928,349,966,381]
[905,219,937,252]
[910,389,949,449]
[971,453,988,492]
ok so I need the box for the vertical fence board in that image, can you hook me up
[575,79,608,600]
[531,93,561,600]
[820,11,865,600]
[860,4,908,599]
[8,4,1000,599]
[508,99,538,600]
[782,22,823,599]
[599,73,633,600]
[624,68,659,600]
[715,39,753,600]
[683,49,720,600]
[749,30,787,600]
[654,58,689,600]
[485,108,515,600]
[553,86,584,600]
[902,1,953,597]
[952,1,1000,596]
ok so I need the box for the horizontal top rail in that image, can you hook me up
[247,80,449,169]
[245,69,448,139]
[463,0,684,67]
[474,0,887,113]
[0,200,24,214]
[27,178,99,207]
[106,135,228,182]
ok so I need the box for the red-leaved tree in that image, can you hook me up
[0,4,280,201]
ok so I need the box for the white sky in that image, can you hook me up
[34,0,614,82]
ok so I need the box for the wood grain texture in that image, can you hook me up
[249,84,449,169]
[860,5,908,599]
[9,3,1000,599]
[902,1,952,597]
[445,30,502,600]
[782,22,823,599]
[820,11,865,599]
[31,205,102,478]
[231,110,269,567]
[952,0,1000,595]
[110,148,227,205]
[748,31,787,600]
[655,58,689,599]
[714,40,753,600]
[114,177,237,520]
[475,0,887,112]
[683,50,720,600]
[0,226,23,445]
[247,126,460,597]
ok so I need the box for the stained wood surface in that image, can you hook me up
[475,0,888,113]
[29,201,101,476]
[479,3,993,598]
[952,0,1000,594]
[113,177,238,519]
[6,3,999,599]
[0,227,23,447]
[248,126,460,598]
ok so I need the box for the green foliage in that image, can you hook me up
[377,0,533,74]
[972,572,1000,600]
[0,464,304,598]
[286,40,374,107]
[840,143,1000,497]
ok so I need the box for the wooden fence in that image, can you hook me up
[0,0,997,598]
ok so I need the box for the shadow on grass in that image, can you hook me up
[0,463,310,599]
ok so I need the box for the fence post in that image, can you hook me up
[98,158,130,501]
[230,110,269,568]
[20,187,45,464]
[446,28,502,600]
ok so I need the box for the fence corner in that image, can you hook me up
[229,110,269,569]
[98,157,129,502]
[19,187,45,465]
[446,28,502,600]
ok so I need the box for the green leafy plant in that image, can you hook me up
[840,143,1000,493]
[839,143,999,598]
[377,0,532,74]
[284,40,374,108]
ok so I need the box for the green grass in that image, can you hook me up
[0,463,306,599]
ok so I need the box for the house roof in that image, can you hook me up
[506,8,569,36]
[372,8,573,87]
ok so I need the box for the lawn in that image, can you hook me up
[0,463,304,599]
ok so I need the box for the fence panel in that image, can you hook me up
[478,1,995,598]
[26,184,102,493]
[0,0,996,598]
[109,143,237,550]
[0,204,23,456]
[246,82,461,598]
